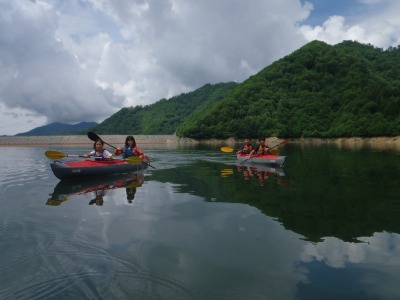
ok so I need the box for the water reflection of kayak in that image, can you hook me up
[237,163,285,176]
[47,172,144,206]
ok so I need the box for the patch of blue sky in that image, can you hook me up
[301,0,374,26]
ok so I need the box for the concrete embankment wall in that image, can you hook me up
[0,135,399,151]
[0,135,196,147]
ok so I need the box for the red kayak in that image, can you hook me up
[50,158,149,180]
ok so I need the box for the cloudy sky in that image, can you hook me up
[1,0,399,135]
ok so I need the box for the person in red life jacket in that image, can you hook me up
[83,139,113,161]
[249,137,271,158]
[114,135,144,159]
[236,138,253,155]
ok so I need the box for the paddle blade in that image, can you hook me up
[87,131,100,142]
[87,131,118,149]
[270,139,289,150]
[125,156,142,165]
[45,150,68,159]
[270,149,280,155]
[240,157,252,164]
[279,139,289,146]
[221,147,234,153]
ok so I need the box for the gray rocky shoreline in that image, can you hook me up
[0,135,194,147]
[0,135,399,151]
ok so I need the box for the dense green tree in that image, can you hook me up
[177,40,400,138]
[89,82,238,134]
[90,40,400,138]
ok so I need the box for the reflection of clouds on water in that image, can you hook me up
[101,181,310,300]
[299,232,400,299]
[301,237,366,268]
[300,233,400,268]
[44,170,400,300]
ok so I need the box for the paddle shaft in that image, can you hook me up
[270,139,289,150]
[46,150,119,160]
[240,153,262,164]
[142,160,156,169]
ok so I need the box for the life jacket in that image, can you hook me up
[241,144,253,154]
[123,146,136,158]
[123,146,143,158]
[94,149,107,161]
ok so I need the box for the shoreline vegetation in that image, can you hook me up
[0,135,399,152]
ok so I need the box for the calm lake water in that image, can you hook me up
[0,143,399,300]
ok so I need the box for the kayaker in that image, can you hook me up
[236,138,253,155]
[249,138,271,157]
[115,135,145,159]
[83,139,113,160]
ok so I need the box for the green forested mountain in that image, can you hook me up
[89,82,238,134]
[177,40,400,138]
[91,40,399,138]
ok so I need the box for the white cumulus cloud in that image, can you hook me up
[0,0,399,135]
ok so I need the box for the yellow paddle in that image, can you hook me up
[220,146,236,153]
[125,156,156,168]
[45,150,84,159]
[124,156,143,165]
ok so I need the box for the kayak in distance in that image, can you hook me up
[50,157,150,180]
[236,153,286,166]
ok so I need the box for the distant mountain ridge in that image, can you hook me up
[15,122,97,136]
[17,40,400,139]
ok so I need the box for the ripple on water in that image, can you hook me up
[0,152,49,192]
[0,220,195,300]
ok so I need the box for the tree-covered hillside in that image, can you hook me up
[89,82,238,134]
[176,40,400,138]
